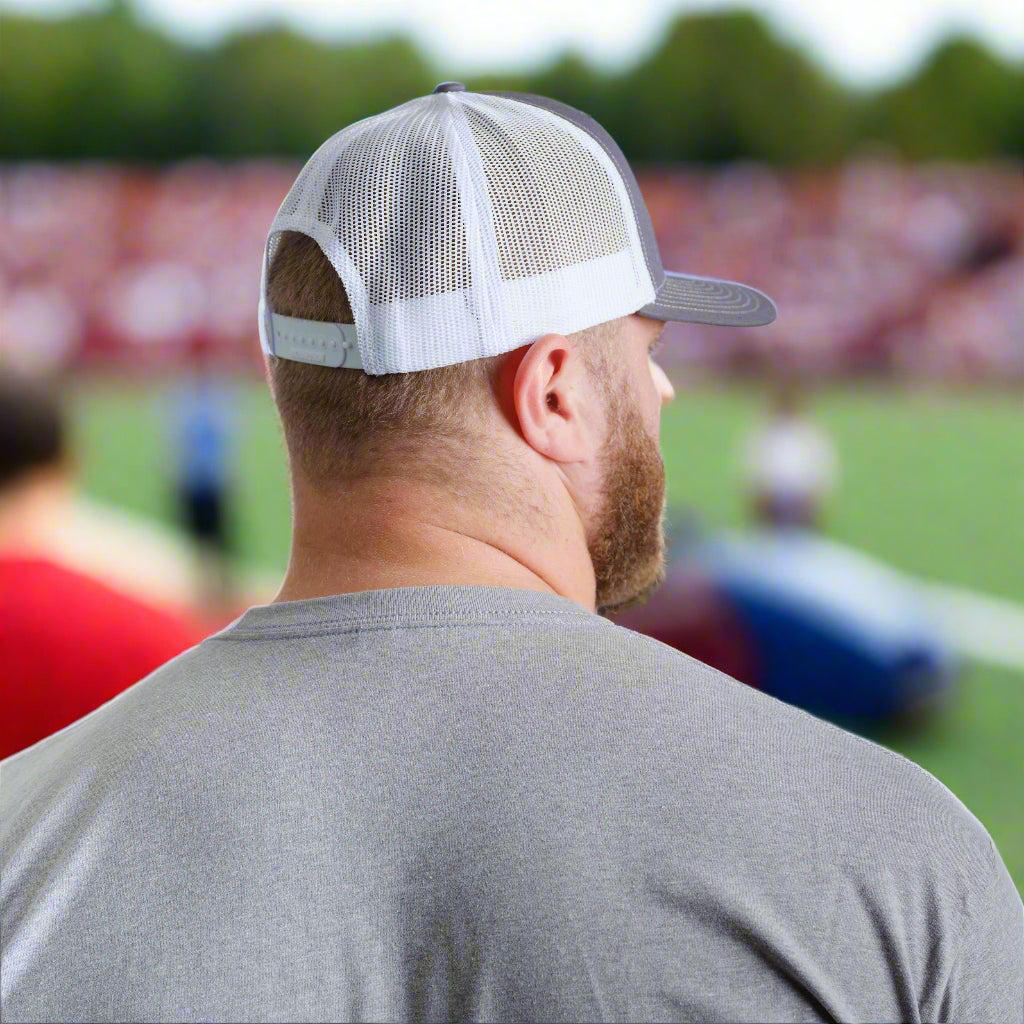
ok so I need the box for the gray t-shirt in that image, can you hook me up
[2,586,1021,1023]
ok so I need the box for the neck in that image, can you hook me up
[0,469,73,555]
[275,473,597,612]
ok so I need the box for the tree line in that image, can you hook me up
[2,0,1022,163]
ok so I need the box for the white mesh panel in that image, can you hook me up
[458,93,653,344]
[463,96,629,278]
[263,92,656,374]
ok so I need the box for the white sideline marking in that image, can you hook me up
[917,580,1024,672]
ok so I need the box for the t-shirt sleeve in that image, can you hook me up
[934,840,1024,1023]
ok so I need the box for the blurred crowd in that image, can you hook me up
[646,160,1024,378]
[1,158,1022,379]
[0,162,292,376]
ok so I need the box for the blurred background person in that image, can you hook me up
[169,335,238,616]
[0,370,210,759]
[741,374,839,529]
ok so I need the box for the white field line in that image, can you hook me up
[916,580,1024,672]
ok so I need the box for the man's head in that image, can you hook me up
[266,230,672,614]
[0,370,68,497]
[259,84,773,611]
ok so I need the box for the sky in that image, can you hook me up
[3,0,1023,86]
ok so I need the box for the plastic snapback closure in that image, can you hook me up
[266,313,362,369]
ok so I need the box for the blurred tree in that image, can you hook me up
[859,37,1024,158]
[193,30,434,156]
[0,1,194,159]
[612,11,854,164]
[461,71,534,96]
[531,51,613,118]
[0,2,1020,163]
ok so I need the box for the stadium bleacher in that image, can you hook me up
[1,160,1021,379]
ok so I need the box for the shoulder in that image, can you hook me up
[508,611,1000,932]
[0,557,207,718]
[1,636,207,795]
[0,556,199,635]
[598,619,996,865]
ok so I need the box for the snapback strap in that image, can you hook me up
[265,313,362,369]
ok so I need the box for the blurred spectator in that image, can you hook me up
[0,371,210,759]
[613,555,760,687]
[169,338,238,615]
[0,158,1020,379]
[0,283,84,375]
[742,376,839,529]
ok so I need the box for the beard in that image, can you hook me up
[587,388,667,619]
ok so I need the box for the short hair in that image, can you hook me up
[0,371,66,492]
[266,231,504,485]
[266,231,620,486]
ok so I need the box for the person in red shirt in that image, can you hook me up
[0,371,210,759]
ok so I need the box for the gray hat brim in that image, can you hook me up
[639,271,777,328]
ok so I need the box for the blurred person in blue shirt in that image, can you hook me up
[170,336,237,613]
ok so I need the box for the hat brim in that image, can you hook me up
[639,271,777,327]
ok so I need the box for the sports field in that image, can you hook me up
[71,377,1024,891]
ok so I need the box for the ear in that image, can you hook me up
[509,333,603,465]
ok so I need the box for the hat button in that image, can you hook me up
[433,81,467,93]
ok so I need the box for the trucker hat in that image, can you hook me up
[258,82,777,376]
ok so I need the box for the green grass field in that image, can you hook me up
[70,376,1024,891]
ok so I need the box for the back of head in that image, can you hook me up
[259,86,774,491]
[266,231,502,486]
[0,371,67,494]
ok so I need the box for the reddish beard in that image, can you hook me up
[587,387,667,618]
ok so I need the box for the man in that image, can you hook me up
[743,374,838,530]
[169,336,238,614]
[3,86,1021,1022]
[0,371,209,759]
